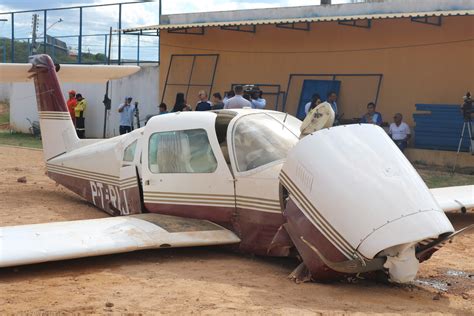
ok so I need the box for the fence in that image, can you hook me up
[0,1,160,65]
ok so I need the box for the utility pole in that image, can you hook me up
[0,18,6,63]
[31,13,39,54]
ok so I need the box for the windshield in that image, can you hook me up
[266,112,302,137]
[232,113,299,172]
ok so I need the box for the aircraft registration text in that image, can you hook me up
[90,181,130,215]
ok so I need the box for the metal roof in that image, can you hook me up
[121,10,473,32]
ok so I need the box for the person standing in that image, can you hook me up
[211,93,225,110]
[172,92,191,112]
[389,113,411,152]
[304,93,321,116]
[224,85,252,109]
[75,93,87,139]
[145,103,168,125]
[223,90,235,106]
[326,91,338,116]
[67,90,77,126]
[118,96,135,135]
[250,90,266,109]
[360,102,383,126]
[158,102,168,115]
[195,90,212,111]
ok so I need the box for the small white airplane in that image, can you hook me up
[0,55,472,284]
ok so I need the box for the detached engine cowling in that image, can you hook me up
[280,124,454,283]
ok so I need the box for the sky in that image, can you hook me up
[0,1,355,15]
[0,1,355,61]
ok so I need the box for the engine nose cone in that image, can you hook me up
[280,124,454,282]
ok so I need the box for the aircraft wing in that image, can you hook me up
[0,63,140,83]
[0,214,240,268]
[430,185,474,212]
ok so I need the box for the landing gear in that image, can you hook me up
[288,262,311,283]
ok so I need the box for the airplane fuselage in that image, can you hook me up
[46,110,299,256]
[13,54,461,283]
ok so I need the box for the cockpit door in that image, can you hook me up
[226,112,299,254]
[141,113,236,225]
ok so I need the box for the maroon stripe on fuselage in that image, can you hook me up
[234,208,285,255]
[145,202,286,256]
[145,203,234,228]
[30,55,68,113]
[284,198,348,281]
[48,171,142,215]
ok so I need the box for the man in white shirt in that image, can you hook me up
[389,113,411,152]
[224,85,252,109]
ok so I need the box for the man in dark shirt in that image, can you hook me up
[211,92,225,110]
[195,90,212,111]
[361,102,383,126]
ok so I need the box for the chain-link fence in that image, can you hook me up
[0,1,159,64]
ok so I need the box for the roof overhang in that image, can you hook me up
[121,10,473,33]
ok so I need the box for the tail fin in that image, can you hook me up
[29,55,79,161]
[0,55,140,160]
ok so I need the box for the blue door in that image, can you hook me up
[296,79,341,120]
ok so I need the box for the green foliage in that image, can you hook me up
[418,169,474,188]
[0,131,42,149]
[0,38,107,64]
[0,102,9,125]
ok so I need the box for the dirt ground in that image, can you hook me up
[0,146,472,315]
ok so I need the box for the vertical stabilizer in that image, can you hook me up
[29,55,79,160]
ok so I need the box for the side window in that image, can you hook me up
[148,129,217,174]
[123,140,137,162]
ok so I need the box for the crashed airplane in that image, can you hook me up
[0,55,472,284]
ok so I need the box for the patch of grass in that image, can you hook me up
[417,168,474,188]
[0,131,42,149]
[0,111,8,125]
[0,102,9,125]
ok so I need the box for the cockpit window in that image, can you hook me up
[232,113,299,172]
[148,129,217,173]
[123,140,137,162]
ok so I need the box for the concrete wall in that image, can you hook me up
[159,16,474,126]
[0,83,12,102]
[9,65,159,138]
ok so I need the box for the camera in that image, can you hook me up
[462,92,472,121]
[243,85,261,101]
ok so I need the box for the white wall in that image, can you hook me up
[9,65,159,138]
[0,83,12,102]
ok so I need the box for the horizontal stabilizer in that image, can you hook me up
[0,63,140,83]
[0,214,240,268]
[430,185,474,212]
